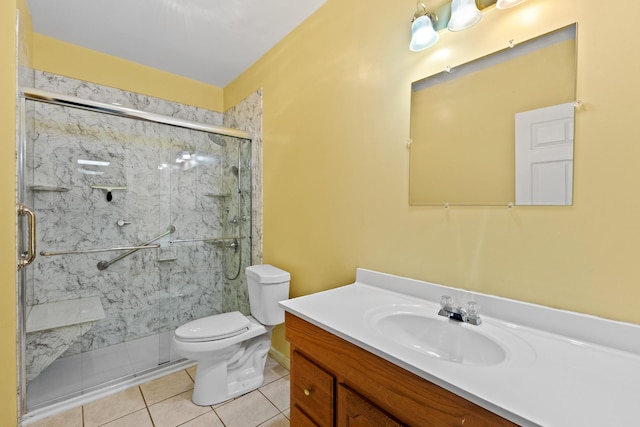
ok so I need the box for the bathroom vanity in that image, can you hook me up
[287,312,516,426]
[281,269,640,426]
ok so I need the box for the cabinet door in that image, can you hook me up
[291,404,322,427]
[337,384,405,427]
[291,350,335,427]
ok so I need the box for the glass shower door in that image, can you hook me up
[157,133,254,346]
[23,99,168,408]
[19,95,253,413]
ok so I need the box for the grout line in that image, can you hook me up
[138,385,156,427]
[185,366,196,382]
[147,405,156,427]
[139,385,149,407]
[257,389,280,413]
[257,412,287,427]
[214,410,230,427]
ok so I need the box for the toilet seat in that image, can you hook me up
[175,311,250,342]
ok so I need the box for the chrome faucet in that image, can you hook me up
[438,295,482,326]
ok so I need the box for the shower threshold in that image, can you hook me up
[22,330,193,425]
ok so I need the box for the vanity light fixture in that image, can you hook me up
[409,1,439,51]
[447,0,482,32]
[409,0,527,51]
[496,0,526,9]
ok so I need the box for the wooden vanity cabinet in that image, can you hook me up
[337,384,403,426]
[286,312,518,427]
[291,347,335,426]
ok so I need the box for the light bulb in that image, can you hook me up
[410,15,439,51]
[448,0,482,32]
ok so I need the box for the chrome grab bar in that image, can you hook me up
[40,244,161,257]
[18,204,37,269]
[97,225,175,270]
[169,236,244,244]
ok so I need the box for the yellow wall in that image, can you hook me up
[2,1,21,425]
[4,1,640,419]
[33,34,224,112]
[225,0,640,356]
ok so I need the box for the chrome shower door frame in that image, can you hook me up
[16,87,251,420]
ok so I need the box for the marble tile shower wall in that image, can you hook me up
[26,72,260,367]
[223,89,263,314]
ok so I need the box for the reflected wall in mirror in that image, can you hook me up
[409,24,577,206]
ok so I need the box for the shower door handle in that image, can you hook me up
[17,204,36,269]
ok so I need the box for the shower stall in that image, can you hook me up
[17,85,254,419]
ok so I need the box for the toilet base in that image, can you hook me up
[191,332,272,406]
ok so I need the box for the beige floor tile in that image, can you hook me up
[258,414,290,427]
[215,390,280,427]
[101,409,153,427]
[83,387,146,427]
[211,397,234,410]
[179,411,225,427]
[148,390,211,427]
[283,408,290,420]
[263,358,289,385]
[31,357,290,427]
[260,375,290,412]
[186,365,197,381]
[29,406,82,427]
[140,369,193,405]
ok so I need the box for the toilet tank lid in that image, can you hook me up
[246,264,290,284]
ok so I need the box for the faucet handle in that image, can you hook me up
[466,301,480,317]
[440,295,453,310]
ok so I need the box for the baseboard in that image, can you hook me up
[268,346,290,370]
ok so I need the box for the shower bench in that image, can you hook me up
[26,296,104,381]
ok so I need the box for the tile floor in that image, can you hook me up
[29,357,290,427]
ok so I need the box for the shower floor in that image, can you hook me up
[26,330,180,410]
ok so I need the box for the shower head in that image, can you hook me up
[208,134,226,147]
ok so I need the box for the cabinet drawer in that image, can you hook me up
[291,350,335,427]
[291,404,321,427]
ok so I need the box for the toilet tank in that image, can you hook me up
[245,264,291,325]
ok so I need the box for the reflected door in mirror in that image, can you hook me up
[515,103,574,205]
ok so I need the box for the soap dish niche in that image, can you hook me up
[91,185,127,202]
[157,246,177,262]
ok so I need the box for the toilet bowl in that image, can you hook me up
[172,264,290,406]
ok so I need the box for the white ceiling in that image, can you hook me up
[27,0,327,87]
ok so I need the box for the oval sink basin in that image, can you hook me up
[366,305,507,366]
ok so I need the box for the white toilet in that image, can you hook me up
[173,264,290,406]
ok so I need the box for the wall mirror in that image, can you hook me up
[409,24,577,206]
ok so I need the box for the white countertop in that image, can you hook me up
[280,269,640,426]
